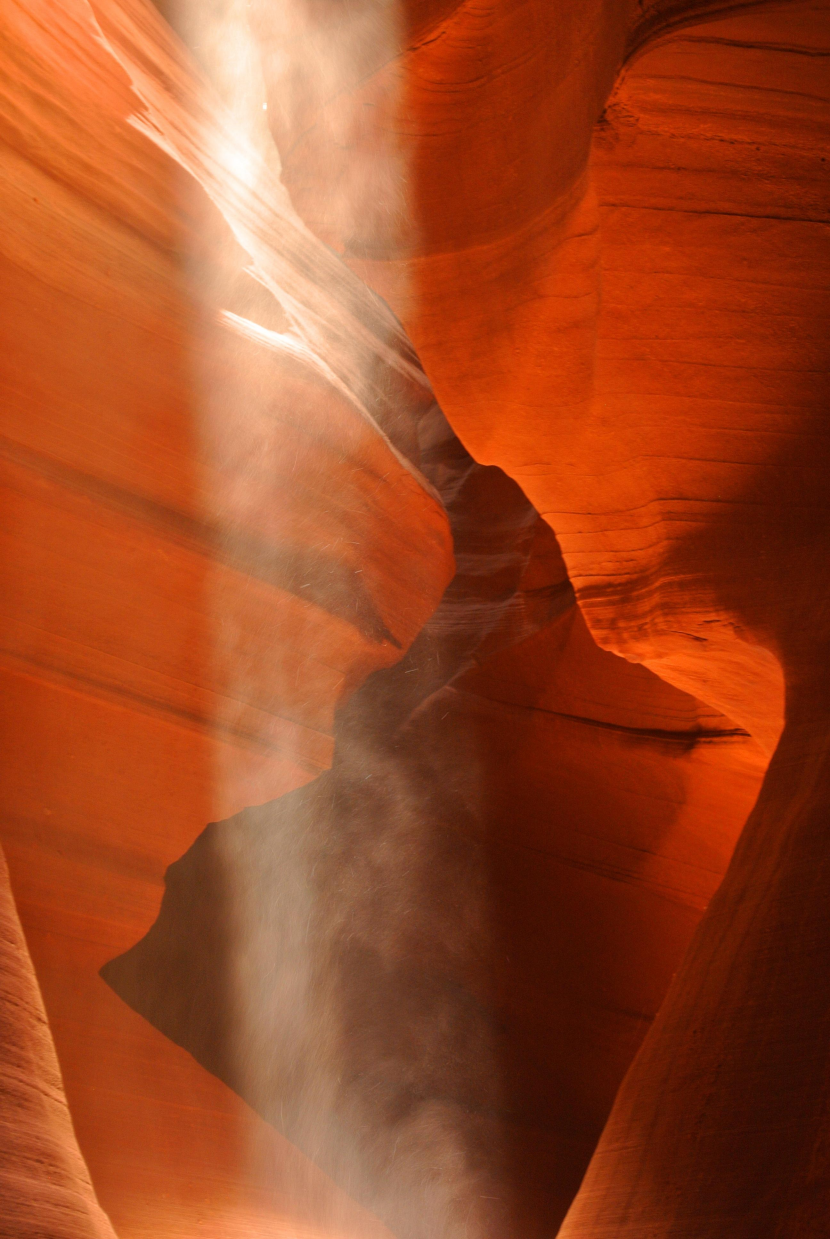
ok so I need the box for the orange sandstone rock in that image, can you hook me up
[0,845,117,1239]
[2,0,829,1235]
[0,1,450,1233]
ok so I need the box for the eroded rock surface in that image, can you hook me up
[0,846,116,1239]
[0,2,449,1232]
[1,0,829,1236]
[103,498,766,1237]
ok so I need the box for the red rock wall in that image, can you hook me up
[97,502,768,1238]
[358,1,829,1232]
[1,0,828,1235]
[268,0,830,1229]
[0,845,117,1239]
[0,1,447,1233]
[560,7,830,1232]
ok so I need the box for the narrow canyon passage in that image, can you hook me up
[0,1,828,1237]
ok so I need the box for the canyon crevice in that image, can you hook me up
[1,1,828,1236]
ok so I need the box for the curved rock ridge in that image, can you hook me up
[86,0,441,467]
[558,4,830,1232]
[1,0,828,1236]
[103,489,766,1238]
[0,0,448,1233]
[336,0,829,1231]
[0,0,453,778]
[244,0,828,1230]
[0,846,117,1239]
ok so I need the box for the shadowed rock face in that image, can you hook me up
[0,3,450,1233]
[0,846,118,1239]
[1,0,829,1237]
[102,455,766,1238]
[281,1,830,1230]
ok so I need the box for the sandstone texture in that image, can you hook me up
[1,1,828,1237]
[0,845,117,1239]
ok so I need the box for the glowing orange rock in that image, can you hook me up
[2,0,829,1235]
[0,0,450,1232]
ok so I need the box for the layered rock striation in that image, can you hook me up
[1,1,829,1237]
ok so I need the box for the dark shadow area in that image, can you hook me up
[102,406,581,1238]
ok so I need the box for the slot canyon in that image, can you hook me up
[1,0,828,1235]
